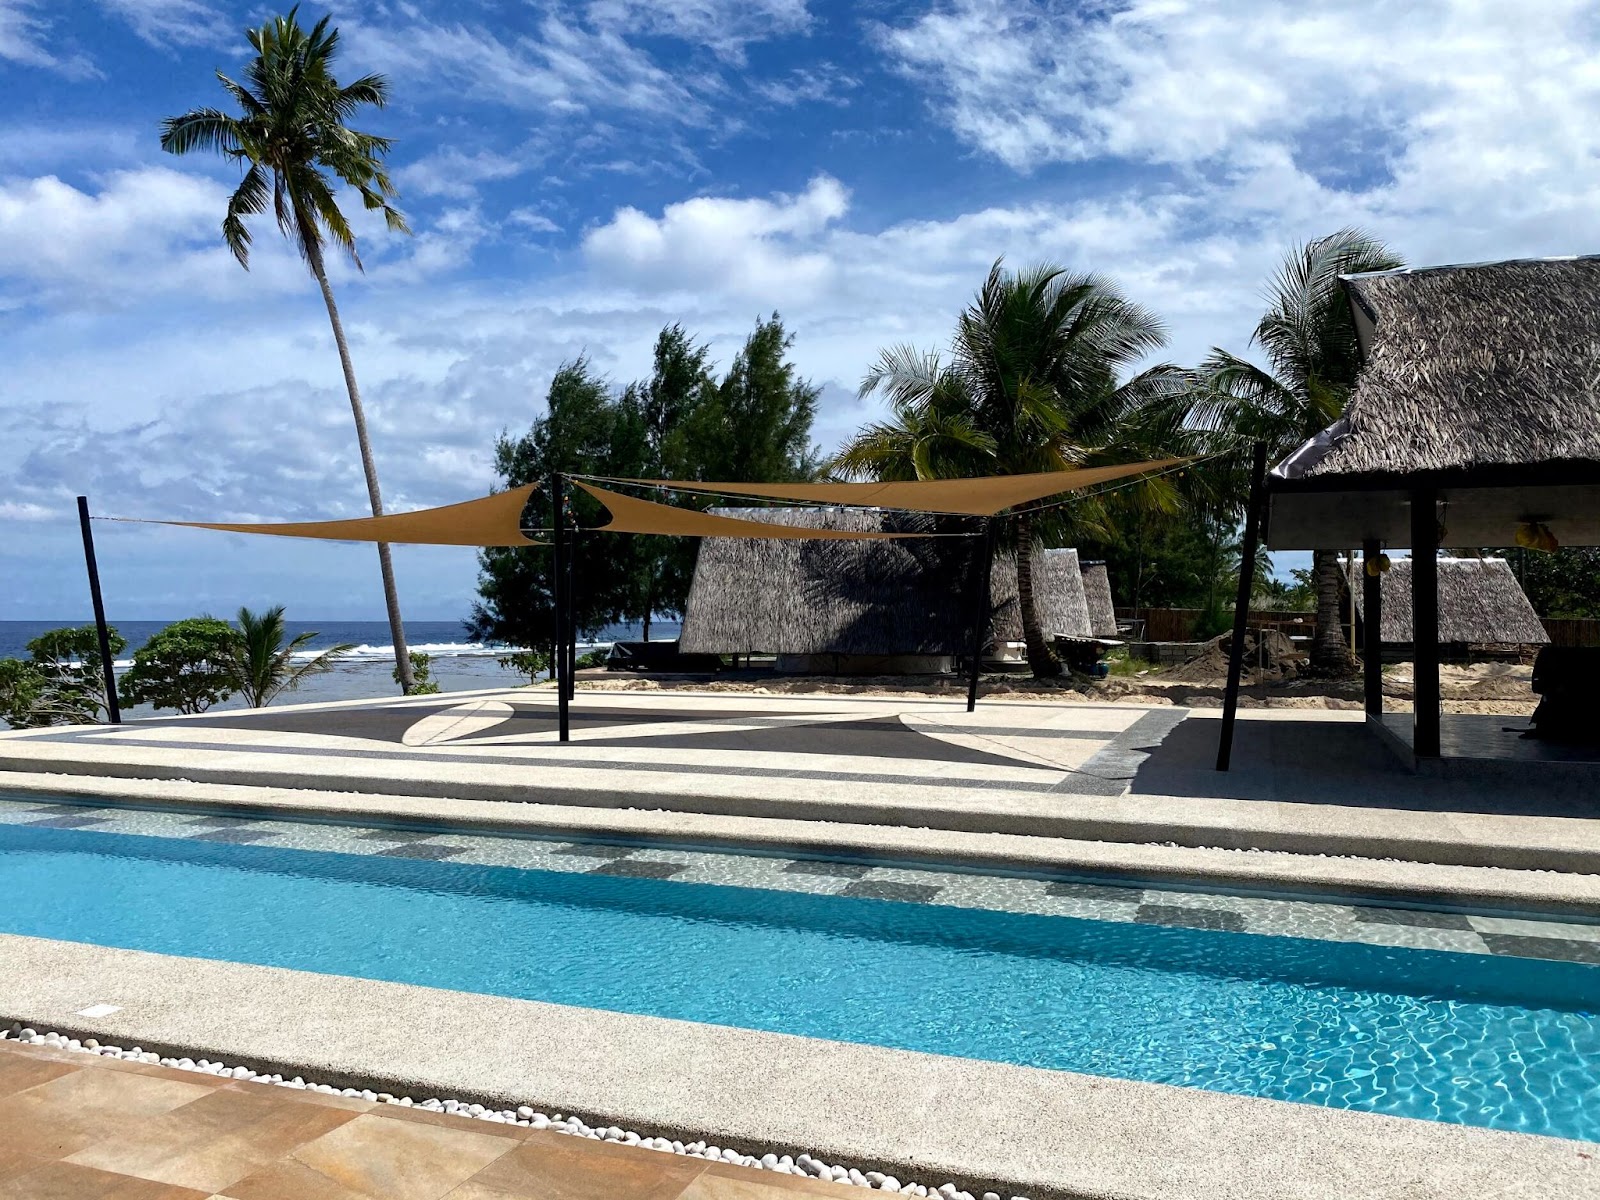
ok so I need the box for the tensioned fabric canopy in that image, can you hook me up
[594,458,1188,517]
[574,482,929,539]
[127,484,543,547]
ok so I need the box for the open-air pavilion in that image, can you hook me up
[1220,255,1600,775]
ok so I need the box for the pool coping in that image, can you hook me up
[5,771,1600,919]
[1,934,1593,1200]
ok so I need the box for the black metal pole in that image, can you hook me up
[565,529,579,702]
[1362,537,1383,718]
[550,473,569,743]
[76,496,121,725]
[1216,442,1267,771]
[966,519,995,712]
[1410,488,1441,758]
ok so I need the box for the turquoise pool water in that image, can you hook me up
[1,822,1596,1142]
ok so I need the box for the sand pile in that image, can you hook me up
[1163,630,1306,682]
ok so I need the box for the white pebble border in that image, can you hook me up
[1,1024,1027,1200]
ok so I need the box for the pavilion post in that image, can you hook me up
[565,529,579,702]
[1216,442,1267,771]
[75,496,121,725]
[1410,488,1441,758]
[1362,538,1383,718]
[550,473,570,743]
[966,519,995,712]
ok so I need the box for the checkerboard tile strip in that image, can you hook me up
[9,799,1600,966]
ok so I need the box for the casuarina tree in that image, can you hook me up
[160,7,418,692]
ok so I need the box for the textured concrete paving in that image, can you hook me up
[1,935,1593,1200]
[4,691,1600,872]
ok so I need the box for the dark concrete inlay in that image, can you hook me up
[840,880,941,904]
[1352,907,1474,931]
[1135,904,1246,932]
[1480,933,1600,965]
[549,843,637,858]
[1046,880,1143,902]
[24,815,107,829]
[191,828,276,844]
[782,859,872,880]
[184,815,257,827]
[353,829,439,843]
[589,859,687,879]
[378,843,466,860]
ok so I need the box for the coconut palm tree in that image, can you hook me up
[226,606,354,707]
[1176,229,1403,675]
[160,8,417,692]
[842,261,1172,677]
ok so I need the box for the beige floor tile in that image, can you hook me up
[210,1156,373,1200]
[0,1050,80,1098]
[0,1159,212,1199]
[288,1112,516,1200]
[444,1132,706,1200]
[0,1063,215,1159]
[66,1078,361,1194]
[678,1163,851,1198]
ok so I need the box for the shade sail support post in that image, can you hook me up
[550,473,570,743]
[565,530,579,702]
[966,519,996,712]
[76,496,121,726]
[1411,488,1441,758]
[1216,442,1267,771]
[1362,538,1384,718]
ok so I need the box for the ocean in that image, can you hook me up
[0,619,681,715]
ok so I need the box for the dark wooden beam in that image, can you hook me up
[1362,538,1383,718]
[1216,442,1268,771]
[1410,488,1441,757]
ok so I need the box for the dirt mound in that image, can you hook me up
[1162,630,1306,683]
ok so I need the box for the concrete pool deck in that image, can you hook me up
[2,934,1595,1200]
[4,689,1600,877]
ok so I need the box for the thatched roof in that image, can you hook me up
[678,508,1092,655]
[1277,257,1600,483]
[1347,556,1549,644]
[1080,562,1118,637]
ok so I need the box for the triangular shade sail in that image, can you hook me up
[135,484,543,546]
[575,482,932,539]
[598,458,1188,517]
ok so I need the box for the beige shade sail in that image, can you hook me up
[594,458,1188,517]
[575,481,934,539]
[130,484,543,546]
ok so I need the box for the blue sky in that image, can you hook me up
[3,0,1598,622]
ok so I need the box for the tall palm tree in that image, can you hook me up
[842,261,1173,677]
[1177,229,1403,675]
[226,606,354,707]
[160,8,417,692]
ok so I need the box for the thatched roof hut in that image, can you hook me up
[1348,557,1548,645]
[678,508,1092,657]
[1080,562,1118,637]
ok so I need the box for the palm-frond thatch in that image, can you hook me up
[1348,557,1549,644]
[1280,257,1600,480]
[1079,561,1118,637]
[677,508,1093,655]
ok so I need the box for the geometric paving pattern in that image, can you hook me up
[3,796,1600,965]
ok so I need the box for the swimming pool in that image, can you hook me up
[1,816,1597,1144]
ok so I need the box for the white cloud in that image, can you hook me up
[0,0,97,76]
[585,0,811,63]
[754,63,856,107]
[99,0,232,49]
[582,175,849,300]
[508,208,561,234]
[398,147,535,201]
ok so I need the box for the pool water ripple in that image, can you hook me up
[0,822,1596,1144]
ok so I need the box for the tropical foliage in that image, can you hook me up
[160,7,418,693]
[225,606,353,707]
[393,651,441,695]
[835,259,1179,677]
[0,626,126,727]
[119,616,238,714]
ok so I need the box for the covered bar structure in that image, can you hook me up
[1219,254,1600,772]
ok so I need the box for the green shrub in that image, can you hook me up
[120,617,238,714]
[395,650,441,696]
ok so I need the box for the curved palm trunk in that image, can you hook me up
[1014,517,1062,679]
[1309,547,1355,676]
[307,253,415,693]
